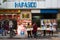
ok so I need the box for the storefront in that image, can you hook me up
[0,9,32,38]
[0,9,58,38]
[0,0,59,38]
[31,9,58,27]
[40,9,58,30]
[31,10,41,27]
[0,9,21,30]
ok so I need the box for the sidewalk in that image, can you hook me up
[0,32,60,40]
[0,34,59,39]
[52,37,60,40]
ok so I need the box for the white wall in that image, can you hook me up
[57,0,60,8]
[0,0,60,9]
[31,10,40,13]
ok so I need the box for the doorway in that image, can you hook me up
[32,13,41,27]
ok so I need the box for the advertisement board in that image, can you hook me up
[17,24,27,38]
[41,19,57,31]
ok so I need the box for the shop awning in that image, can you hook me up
[40,9,58,13]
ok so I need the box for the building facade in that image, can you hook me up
[0,0,60,37]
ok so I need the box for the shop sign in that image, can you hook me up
[0,0,60,9]
[15,2,37,8]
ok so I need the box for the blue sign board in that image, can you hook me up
[40,9,58,13]
[15,2,37,8]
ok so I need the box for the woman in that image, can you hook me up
[27,23,32,38]
[32,22,38,38]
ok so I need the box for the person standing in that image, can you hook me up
[9,19,13,38]
[32,22,38,38]
[3,24,8,36]
[27,23,32,38]
[3,19,9,36]
[1,19,5,36]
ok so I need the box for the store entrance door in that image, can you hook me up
[32,13,41,27]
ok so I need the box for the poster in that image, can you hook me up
[41,19,57,31]
[17,24,27,38]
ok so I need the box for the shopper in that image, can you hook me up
[1,20,5,36]
[27,23,32,38]
[9,19,13,38]
[4,24,9,36]
[3,19,9,36]
[32,22,38,38]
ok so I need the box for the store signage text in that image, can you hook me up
[15,2,37,8]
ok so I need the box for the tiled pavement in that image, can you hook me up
[0,35,60,40]
[0,37,60,40]
[0,32,60,40]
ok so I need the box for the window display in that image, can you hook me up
[41,19,57,31]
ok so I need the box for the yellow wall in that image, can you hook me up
[57,13,60,20]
